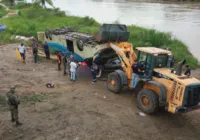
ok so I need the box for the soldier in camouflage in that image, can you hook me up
[6,86,23,126]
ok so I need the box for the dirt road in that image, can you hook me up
[0,44,200,140]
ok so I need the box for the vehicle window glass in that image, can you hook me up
[154,55,168,68]
[146,55,151,68]
[139,52,147,62]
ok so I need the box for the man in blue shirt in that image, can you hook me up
[43,41,50,59]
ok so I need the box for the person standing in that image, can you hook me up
[33,45,38,64]
[18,43,25,63]
[184,65,191,76]
[57,51,62,71]
[90,62,98,84]
[43,41,50,59]
[32,39,38,53]
[63,54,68,75]
[169,55,175,68]
[6,86,22,126]
[70,60,77,81]
[68,54,74,75]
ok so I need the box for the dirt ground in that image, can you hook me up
[0,44,200,140]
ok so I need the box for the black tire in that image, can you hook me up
[107,72,123,94]
[77,40,84,51]
[137,89,159,114]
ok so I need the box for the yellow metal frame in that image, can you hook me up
[108,42,137,88]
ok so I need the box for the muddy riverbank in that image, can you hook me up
[0,43,200,140]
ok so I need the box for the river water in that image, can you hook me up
[30,0,200,60]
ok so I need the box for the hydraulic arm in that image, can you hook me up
[108,42,137,87]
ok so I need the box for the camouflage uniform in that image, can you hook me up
[6,87,22,126]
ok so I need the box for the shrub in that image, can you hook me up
[12,2,31,9]
[0,5,7,18]
[81,16,98,26]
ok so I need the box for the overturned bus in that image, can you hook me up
[37,24,130,77]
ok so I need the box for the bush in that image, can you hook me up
[12,2,31,9]
[81,16,98,26]
[55,10,66,17]
[0,5,8,18]
[1,0,13,7]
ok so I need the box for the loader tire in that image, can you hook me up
[137,89,159,114]
[107,72,123,94]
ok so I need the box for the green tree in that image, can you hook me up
[34,0,54,8]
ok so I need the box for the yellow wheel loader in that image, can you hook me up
[106,42,200,114]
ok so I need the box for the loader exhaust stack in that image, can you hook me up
[176,59,186,76]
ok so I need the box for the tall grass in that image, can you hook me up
[128,26,200,68]
[0,4,199,68]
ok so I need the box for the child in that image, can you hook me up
[70,60,77,81]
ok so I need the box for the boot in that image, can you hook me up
[16,121,23,126]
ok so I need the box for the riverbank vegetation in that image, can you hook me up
[0,3,199,68]
[130,0,200,2]
[0,5,7,18]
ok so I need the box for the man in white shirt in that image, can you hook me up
[70,60,77,81]
[18,43,25,62]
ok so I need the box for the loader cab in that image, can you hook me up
[136,51,153,78]
[136,47,171,78]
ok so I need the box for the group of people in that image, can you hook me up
[57,51,98,84]
[32,40,50,64]
[58,52,78,81]
[20,39,98,83]
[17,39,40,64]
[11,41,99,126]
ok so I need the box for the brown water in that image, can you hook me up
[36,0,200,60]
